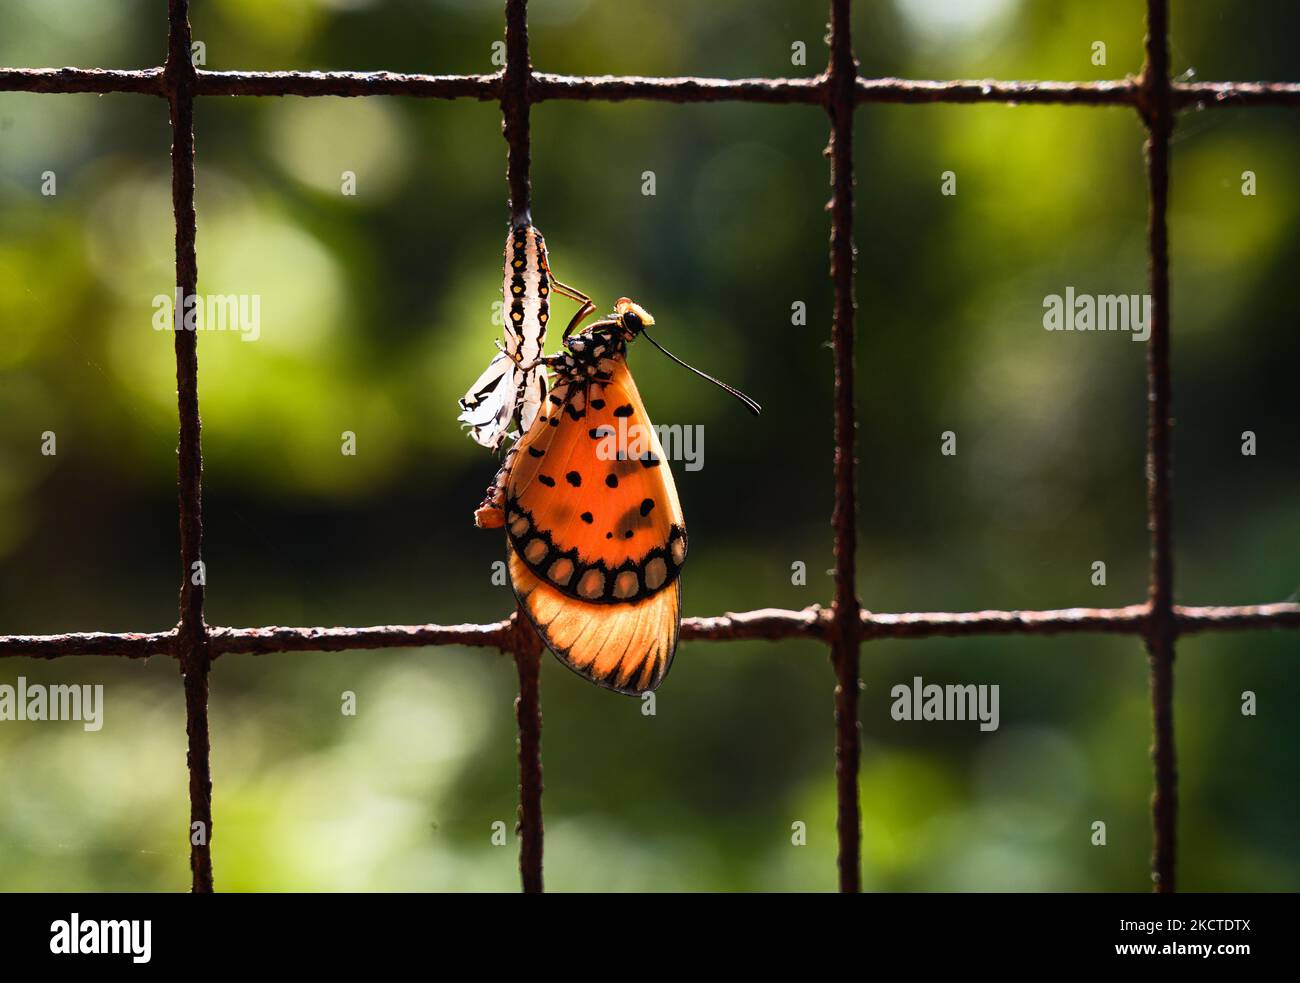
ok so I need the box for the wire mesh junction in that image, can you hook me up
[1,0,1298,894]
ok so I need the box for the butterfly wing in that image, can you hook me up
[509,542,680,694]
[505,356,686,693]
[457,351,518,449]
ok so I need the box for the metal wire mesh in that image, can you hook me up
[1,0,1298,894]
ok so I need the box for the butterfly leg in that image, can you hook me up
[551,277,592,307]
[473,445,518,529]
[551,278,598,341]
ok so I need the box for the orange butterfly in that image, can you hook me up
[473,297,759,695]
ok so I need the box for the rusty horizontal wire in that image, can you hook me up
[195,70,498,99]
[530,72,823,104]
[0,630,175,659]
[0,66,165,95]
[1174,80,1300,108]
[208,621,514,656]
[684,605,829,640]
[856,77,1140,105]
[862,604,1149,638]
[4,602,1298,660]
[867,602,1300,638]
[2,66,1298,111]
[1174,602,1300,634]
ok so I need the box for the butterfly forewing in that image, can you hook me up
[505,357,686,606]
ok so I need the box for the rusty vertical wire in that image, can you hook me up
[502,0,544,893]
[1141,0,1177,894]
[511,617,545,893]
[827,0,862,894]
[166,0,213,894]
[503,0,531,226]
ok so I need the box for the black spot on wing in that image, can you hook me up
[613,404,634,417]
[640,498,655,516]
[605,473,619,489]
[538,474,556,487]
[580,511,594,524]
[566,471,582,487]
[528,447,545,458]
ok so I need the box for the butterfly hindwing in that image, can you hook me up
[509,541,680,694]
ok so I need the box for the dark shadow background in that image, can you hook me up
[0,0,1295,890]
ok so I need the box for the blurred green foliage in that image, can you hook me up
[0,0,1296,891]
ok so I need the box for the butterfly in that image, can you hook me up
[457,223,593,450]
[474,297,760,695]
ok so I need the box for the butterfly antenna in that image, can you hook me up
[641,330,761,416]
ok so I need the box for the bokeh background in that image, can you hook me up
[0,0,1296,891]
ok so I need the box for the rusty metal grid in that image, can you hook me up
[1,0,1298,894]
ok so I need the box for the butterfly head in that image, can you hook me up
[614,297,655,338]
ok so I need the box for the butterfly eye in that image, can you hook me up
[622,310,643,332]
